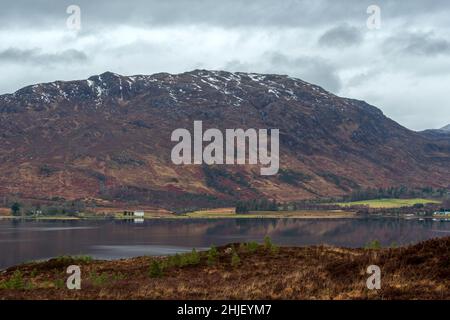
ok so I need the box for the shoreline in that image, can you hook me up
[1,214,447,221]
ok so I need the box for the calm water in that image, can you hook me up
[1,218,449,269]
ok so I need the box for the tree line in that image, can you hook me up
[9,200,86,217]
[234,186,450,213]
[236,198,278,214]
[342,186,449,202]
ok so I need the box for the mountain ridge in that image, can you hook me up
[1,70,345,112]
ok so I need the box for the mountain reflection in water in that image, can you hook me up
[1,218,449,269]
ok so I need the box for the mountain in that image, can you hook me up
[421,124,450,140]
[0,70,449,208]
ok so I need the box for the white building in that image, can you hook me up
[133,211,145,217]
[433,210,450,216]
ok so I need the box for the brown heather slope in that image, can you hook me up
[0,70,449,208]
[0,237,449,300]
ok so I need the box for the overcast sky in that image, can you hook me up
[0,0,449,130]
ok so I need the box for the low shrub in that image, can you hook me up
[90,271,109,286]
[365,240,382,250]
[182,249,200,266]
[0,271,27,289]
[231,247,241,268]
[207,246,218,266]
[149,260,164,278]
[166,253,182,268]
[264,236,279,253]
[246,241,260,253]
[53,278,65,289]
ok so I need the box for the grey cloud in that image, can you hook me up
[2,0,449,30]
[268,53,342,92]
[225,52,342,93]
[384,32,450,56]
[346,69,382,88]
[0,0,350,29]
[318,24,363,48]
[0,48,88,65]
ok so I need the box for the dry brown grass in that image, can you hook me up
[0,237,448,300]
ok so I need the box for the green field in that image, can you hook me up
[336,198,441,208]
[185,209,355,219]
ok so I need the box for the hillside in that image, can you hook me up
[420,124,450,141]
[0,70,449,208]
[1,237,449,299]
